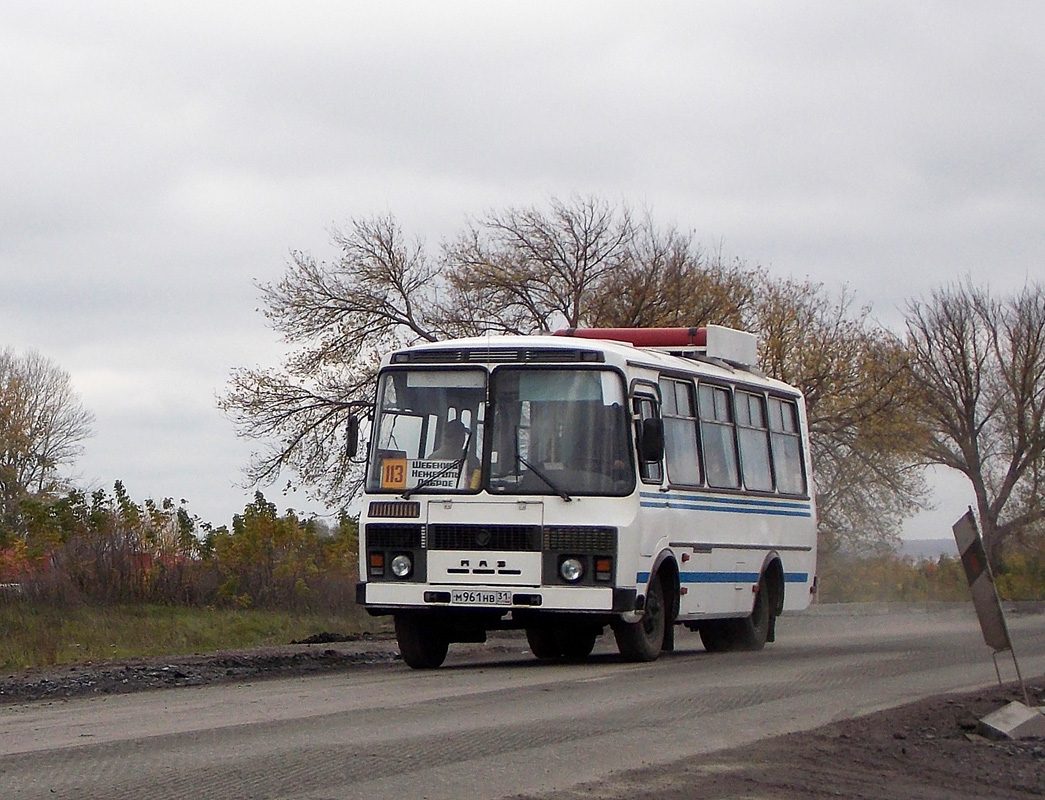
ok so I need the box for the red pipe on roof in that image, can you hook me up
[553,327,707,348]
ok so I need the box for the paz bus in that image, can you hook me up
[356,326,817,668]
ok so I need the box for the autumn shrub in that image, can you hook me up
[4,484,361,613]
[994,541,1045,601]
[205,493,359,611]
[12,482,205,605]
[816,552,962,603]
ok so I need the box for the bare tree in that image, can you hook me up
[224,198,763,506]
[445,195,635,333]
[224,197,930,560]
[587,219,758,329]
[905,281,1045,567]
[0,348,94,536]
[219,215,459,508]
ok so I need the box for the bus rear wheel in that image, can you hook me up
[395,613,449,669]
[698,577,771,653]
[613,574,666,662]
[734,576,771,650]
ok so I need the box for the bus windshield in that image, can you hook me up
[366,368,487,495]
[366,366,634,497]
[487,368,633,497]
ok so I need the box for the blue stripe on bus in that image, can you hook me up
[636,571,809,585]
[639,491,812,518]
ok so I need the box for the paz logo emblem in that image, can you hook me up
[474,528,491,547]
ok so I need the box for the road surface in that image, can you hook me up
[2,605,1043,799]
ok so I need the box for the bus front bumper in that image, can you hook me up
[357,582,638,615]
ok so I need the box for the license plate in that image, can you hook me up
[451,589,512,606]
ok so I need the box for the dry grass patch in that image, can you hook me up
[0,602,383,671]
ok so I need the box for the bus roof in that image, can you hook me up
[384,331,803,397]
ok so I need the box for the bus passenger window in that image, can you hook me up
[659,378,701,486]
[769,397,807,495]
[698,385,740,489]
[736,391,773,491]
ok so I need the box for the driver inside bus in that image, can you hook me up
[429,419,470,461]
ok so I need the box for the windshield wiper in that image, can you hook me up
[401,458,465,500]
[516,453,572,502]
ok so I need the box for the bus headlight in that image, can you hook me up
[559,557,584,583]
[390,554,413,579]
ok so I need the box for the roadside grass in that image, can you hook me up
[0,602,387,671]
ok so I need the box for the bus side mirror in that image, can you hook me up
[346,415,360,458]
[638,418,664,463]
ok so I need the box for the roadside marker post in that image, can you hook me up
[952,508,1045,738]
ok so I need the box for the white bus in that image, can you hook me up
[356,326,817,668]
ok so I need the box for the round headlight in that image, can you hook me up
[390,554,413,578]
[559,557,584,582]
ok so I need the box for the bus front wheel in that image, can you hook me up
[526,627,561,660]
[557,625,599,660]
[527,624,599,661]
[395,613,449,669]
[613,574,666,662]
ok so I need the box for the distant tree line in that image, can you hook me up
[818,542,1045,603]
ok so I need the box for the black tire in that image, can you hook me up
[395,614,449,669]
[556,626,598,660]
[734,577,771,651]
[613,573,666,662]
[698,577,771,653]
[697,619,735,652]
[526,627,562,660]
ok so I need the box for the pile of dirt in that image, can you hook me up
[0,635,400,705]
[521,679,1045,800]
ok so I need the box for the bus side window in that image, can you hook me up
[698,384,740,489]
[659,378,702,486]
[736,391,773,491]
[769,397,807,495]
[634,395,664,484]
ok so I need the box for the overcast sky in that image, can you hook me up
[3,2,1041,536]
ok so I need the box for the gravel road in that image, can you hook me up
[511,677,1045,799]
[3,607,1043,799]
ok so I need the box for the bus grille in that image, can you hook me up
[428,524,541,551]
[366,524,424,548]
[544,526,617,554]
